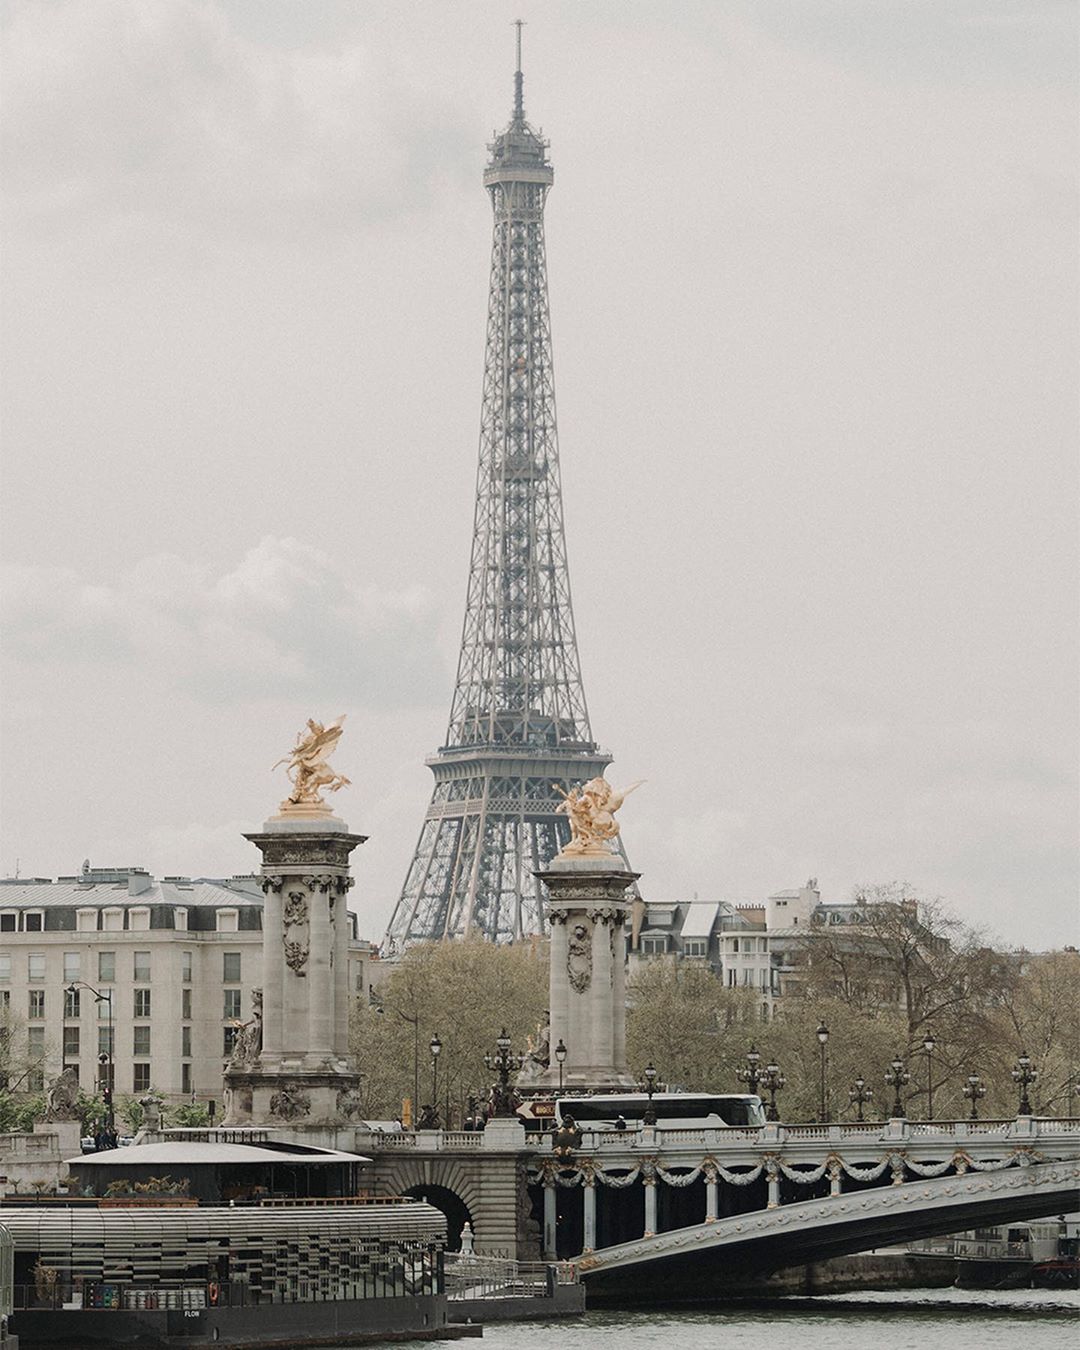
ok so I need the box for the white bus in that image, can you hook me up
[553,1093,766,1131]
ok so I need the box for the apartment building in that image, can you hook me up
[0,865,376,1108]
[627,880,908,1016]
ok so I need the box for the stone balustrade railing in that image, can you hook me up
[353,1116,1080,1160]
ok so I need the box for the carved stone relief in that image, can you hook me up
[567,923,593,994]
[269,1082,311,1121]
[283,891,308,927]
[283,939,310,976]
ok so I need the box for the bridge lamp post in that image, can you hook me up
[642,1062,659,1126]
[67,981,114,1134]
[816,1022,830,1122]
[884,1056,910,1118]
[963,1072,986,1120]
[736,1044,763,1096]
[1011,1053,1037,1117]
[429,1034,442,1121]
[922,1030,936,1120]
[484,1028,524,1118]
[848,1075,873,1122]
[554,1038,567,1094]
[760,1062,785,1121]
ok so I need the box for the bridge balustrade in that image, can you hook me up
[526,1116,1080,1261]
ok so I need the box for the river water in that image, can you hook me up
[355,1287,1080,1350]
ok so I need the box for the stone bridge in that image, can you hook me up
[357,1115,1080,1279]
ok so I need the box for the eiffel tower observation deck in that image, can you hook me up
[386,36,630,948]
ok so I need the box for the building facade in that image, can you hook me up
[0,865,376,1109]
[628,880,916,1017]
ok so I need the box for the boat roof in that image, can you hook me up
[69,1140,369,1166]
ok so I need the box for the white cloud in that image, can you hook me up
[1,0,474,240]
[1,536,446,705]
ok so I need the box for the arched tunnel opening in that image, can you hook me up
[403,1184,473,1252]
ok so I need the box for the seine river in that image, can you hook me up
[357,1288,1079,1350]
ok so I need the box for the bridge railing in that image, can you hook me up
[443,1253,574,1300]
[353,1117,1079,1157]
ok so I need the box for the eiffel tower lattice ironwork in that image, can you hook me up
[385,40,630,948]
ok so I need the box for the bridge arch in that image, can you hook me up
[378,1158,483,1253]
[577,1159,1080,1302]
[402,1184,472,1251]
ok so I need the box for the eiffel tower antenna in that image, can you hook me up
[513,19,525,122]
[385,39,631,948]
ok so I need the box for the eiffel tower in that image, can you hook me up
[385,33,630,948]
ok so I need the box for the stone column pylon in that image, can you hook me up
[532,853,639,1093]
[223,809,366,1127]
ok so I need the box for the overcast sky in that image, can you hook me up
[1,0,1076,948]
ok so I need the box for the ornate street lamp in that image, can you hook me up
[848,1074,873,1122]
[554,1038,567,1095]
[884,1055,910,1118]
[642,1062,659,1126]
[760,1061,786,1122]
[816,1021,830,1122]
[736,1043,763,1096]
[67,981,114,1134]
[430,1034,442,1123]
[1011,1052,1037,1117]
[963,1072,986,1120]
[484,1028,524,1118]
[922,1030,936,1120]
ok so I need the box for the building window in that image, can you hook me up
[182,951,192,983]
[683,938,708,958]
[98,951,116,983]
[23,912,43,932]
[63,1026,80,1060]
[102,907,124,931]
[181,1063,192,1095]
[223,1026,238,1056]
[0,989,9,1008]
[98,994,113,1019]
[129,907,150,931]
[63,952,81,981]
[26,1066,45,1092]
[181,1026,191,1058]
[727,969,737,987]
[0,913,15,932]
[28,990,45,1019]
[731,937,740,953]
[133,951,151,982]
[28,954,45,981]
[77,908,97,932]
[217,909,239,933]
[98,1025,114,1057]
[223,952,241,983]
[133,989,151,1018]
[0,952,10,982]
[132,1063,151,1093]
[641,936,667,956]
[181,988,192,1020]
[174,907,189,931]
[132,1026,151,1056]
